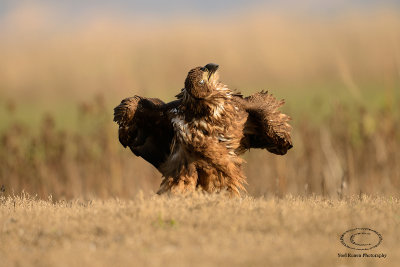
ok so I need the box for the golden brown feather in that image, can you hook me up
[114,63,293,195]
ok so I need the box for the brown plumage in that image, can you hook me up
[114,63,293,195]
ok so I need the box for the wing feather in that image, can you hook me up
[234,91,293,155]
[114,96,177,169]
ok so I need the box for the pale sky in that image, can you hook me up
[0,0,398,20]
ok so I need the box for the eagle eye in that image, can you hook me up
[199,80,205,85]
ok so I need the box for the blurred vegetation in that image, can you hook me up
[1,96,398,199]
[0,8,399,199]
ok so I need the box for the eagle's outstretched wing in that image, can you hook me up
[234,91,293,155]
[113,96,179,169]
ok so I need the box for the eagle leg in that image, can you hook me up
[157,163,198,195]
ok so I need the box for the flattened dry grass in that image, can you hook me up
[1,193,399,267]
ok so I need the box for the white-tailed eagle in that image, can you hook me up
[114,63,292,195]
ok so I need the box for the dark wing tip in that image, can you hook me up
[240,90,293,155]
[113,96,141,126]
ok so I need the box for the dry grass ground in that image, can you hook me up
[0,193,399,267]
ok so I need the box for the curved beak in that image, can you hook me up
[204,63,219,73]
[202,63,219,80]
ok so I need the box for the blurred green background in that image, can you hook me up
[0,1,399,199]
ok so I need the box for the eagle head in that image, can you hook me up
[184,63,219,99]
